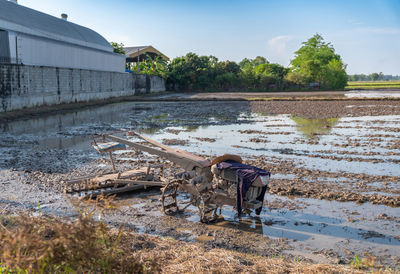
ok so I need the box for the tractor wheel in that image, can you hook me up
[161,180,180,215]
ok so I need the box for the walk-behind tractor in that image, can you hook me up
[64,131,270,223]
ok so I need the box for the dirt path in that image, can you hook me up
[183,91,348,98]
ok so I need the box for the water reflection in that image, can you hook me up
[182,125,200,132]
[1,101,400,176]
[291,116,339,138]
[345,90,400,98]
[182,194,400,246]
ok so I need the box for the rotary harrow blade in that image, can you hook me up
[63,167,165,198]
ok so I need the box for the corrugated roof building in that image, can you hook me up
[124,46,169,63]
[0,0,125,72]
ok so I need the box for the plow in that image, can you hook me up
[64,131,270,223]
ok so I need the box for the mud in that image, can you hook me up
[250,100,400,118]
[162,139,189,146]
[0,99,399,269]
[194,137,216,143]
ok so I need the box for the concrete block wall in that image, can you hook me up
[150,75,166,93]
[0,64,166,112]
[135,74,147,94]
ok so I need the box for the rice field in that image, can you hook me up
[346,81,400,90]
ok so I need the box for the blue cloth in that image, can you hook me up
[216,160,270,215]
[93,142,126,153]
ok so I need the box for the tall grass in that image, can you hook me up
[0,197,153,273]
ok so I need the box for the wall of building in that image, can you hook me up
[6,32,125,73]
[0,64,165,112]
[0,30,10,61]
[0,1,125,72]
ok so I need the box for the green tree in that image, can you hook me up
[369,73,379,81]
[239,62,258,90]
[216,61,241,74]
[238,57,271,90]
[167,53,217,91]
[252,56,268,66]
[135,55,168,78]
[110,42,125,54]
[215,72,239,90]
[239,58,252,69]
[290,34,347,89]
[324,59,348,89]
[254,63,289,89]
[167,54,290,92]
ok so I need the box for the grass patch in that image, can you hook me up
[351,254,377,270]
[346,81,400,90]
[348,81,400,86]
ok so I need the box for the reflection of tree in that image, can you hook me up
[183,125,200,132]
[133,101,251,131]
[291,116,339,138]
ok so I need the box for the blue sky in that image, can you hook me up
[19,0,400,74]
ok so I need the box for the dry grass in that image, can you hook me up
[0,197,390,273]
[0,197,153,273]
[130,233,369,274]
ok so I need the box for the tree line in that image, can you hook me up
[113,34,349,91]
[348,73,400,82]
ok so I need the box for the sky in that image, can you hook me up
[18,0,400,75]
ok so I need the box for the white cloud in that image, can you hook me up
[266,35,293,65]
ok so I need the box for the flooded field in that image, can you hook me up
[345,90,400,98]
[0,100,399,267]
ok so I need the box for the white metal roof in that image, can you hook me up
[124,46,170,61]
[0,0,112,52]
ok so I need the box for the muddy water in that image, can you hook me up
[145,115,400,176]
[1,100,399,266]
[0,101,252,172]
[2,101,399,176]
[345,90,400,98]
